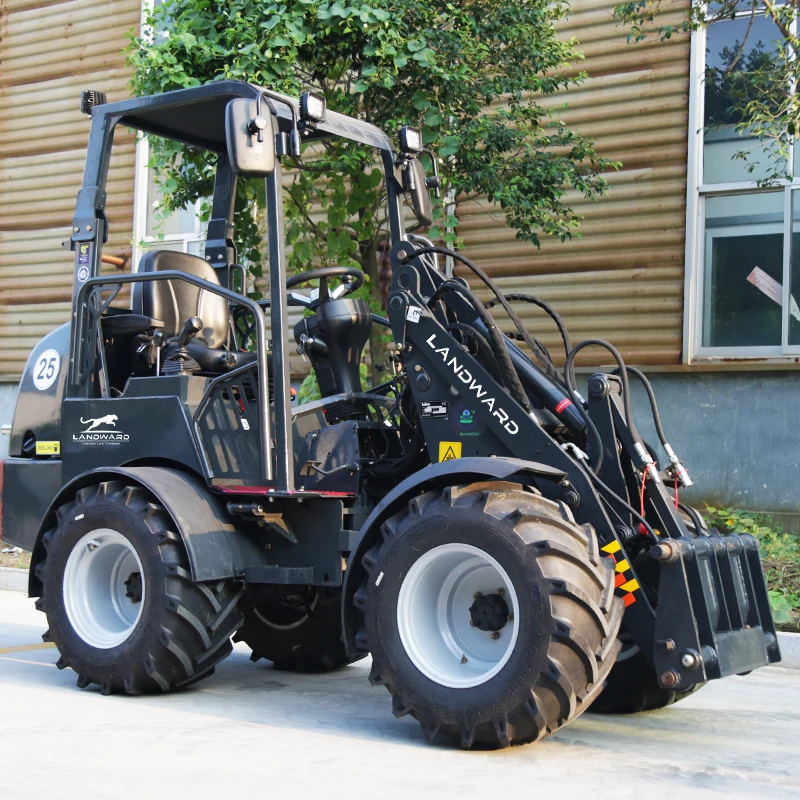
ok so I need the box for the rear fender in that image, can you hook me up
[341,456,567,654]
[28,466,255,596]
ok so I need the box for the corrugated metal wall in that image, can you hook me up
[0,0,690,380]
[459,0,690,367]
[0,0,139,379]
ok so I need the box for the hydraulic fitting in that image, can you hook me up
[664,443,694,488]
[634,441,661,483]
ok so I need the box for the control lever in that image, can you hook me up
[162,317,203,376]
[178,316,203,348]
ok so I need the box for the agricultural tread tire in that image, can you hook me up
[36,480,245,695]
[235,586,363,672]
[354,481,624,749]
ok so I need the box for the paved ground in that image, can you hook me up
[1,589,798,800]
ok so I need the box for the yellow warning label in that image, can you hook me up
[438,441,462,462]
[35,441,60,455]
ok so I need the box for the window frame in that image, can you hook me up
[684,9,800,363]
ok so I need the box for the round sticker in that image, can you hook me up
[32,349,60,391]
[77,265,90,282]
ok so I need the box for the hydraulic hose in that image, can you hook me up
[402,246,564,388]
[429,281,534,414]
[613,365,666,445]
[485,292,575,387]
[564,339,642,444]
[613,365,693,488]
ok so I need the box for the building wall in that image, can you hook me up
[460,0,690,368]
[627,370,800,519]
[0,0,140,381]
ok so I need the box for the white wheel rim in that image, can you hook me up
[396,543,520,689]
[63,529,145,649]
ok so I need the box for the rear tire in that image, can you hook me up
[36,481,244,695]
[235,585,363,672]
[355,482,623,749]
[593,505,707,714]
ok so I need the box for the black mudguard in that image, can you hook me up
[27,465,259,596]
[341,456,567,655]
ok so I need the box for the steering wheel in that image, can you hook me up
[285,266,364,310]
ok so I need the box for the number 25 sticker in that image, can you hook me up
[33,349,60,391]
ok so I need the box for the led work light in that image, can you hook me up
[299,91,327,124]
[399,126,423,154]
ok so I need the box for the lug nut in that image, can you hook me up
[507,613,514,621]
[473,592,481,599]
[660,669,680,688]
[469,620,476,627]
[460,654,468,664]
[496,588,504,596]
[491,632,500,640]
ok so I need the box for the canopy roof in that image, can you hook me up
[97,80,395,154]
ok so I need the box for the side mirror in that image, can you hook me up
[225,98,275,177]
[404,158,433,229]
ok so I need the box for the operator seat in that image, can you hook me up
[131,249,258,375]
[131,250,229,348]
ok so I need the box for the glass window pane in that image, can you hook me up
[142,239,185,254]
[703,192,784,347]
[703,14,784,184]
[146,169,197,237]
[187,239,206,258]
[791,191,800,346]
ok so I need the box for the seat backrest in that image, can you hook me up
[131,250,229,348]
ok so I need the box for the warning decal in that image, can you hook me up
[601,540,638,606]
[35,441,60,455]
[438,441,462,462]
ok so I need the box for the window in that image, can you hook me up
[686,7,800,359]
[135,162,206,260]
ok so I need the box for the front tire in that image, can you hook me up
[36,481,244,695]
[355,482,623,748]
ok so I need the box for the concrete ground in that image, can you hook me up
[0,589,798,800]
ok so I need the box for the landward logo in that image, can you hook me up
[74,414,129,445]
[425,333,519,435]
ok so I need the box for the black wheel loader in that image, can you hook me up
[0,81,780,749]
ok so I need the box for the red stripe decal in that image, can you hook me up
[555,398,573,414]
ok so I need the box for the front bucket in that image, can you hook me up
[651,533,780,690]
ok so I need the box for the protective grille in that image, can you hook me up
[195,367,262,480]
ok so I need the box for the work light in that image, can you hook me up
[399,126,423,154]
[300,91,327,123]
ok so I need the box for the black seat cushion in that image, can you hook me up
[101,313,164,336]
[131,250,229,348]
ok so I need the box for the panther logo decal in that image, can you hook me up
[80,414,119,432]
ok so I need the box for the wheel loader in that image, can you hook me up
[0,81,780,748]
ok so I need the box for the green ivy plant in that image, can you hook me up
[127,0,617,378]
[704,506,800,630]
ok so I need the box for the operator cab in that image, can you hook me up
[99,249,258,395]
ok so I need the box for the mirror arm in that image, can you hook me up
[258,90,302,157]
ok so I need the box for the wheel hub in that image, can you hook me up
[469,592,509,632]
[124,572,143,604]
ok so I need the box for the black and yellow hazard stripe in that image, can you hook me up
[600,540,639,607]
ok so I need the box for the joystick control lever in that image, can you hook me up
[178,316,203,348]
